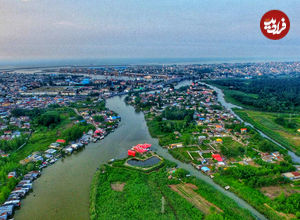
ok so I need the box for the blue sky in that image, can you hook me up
[0,0,299,61]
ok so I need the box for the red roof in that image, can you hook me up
[291,172,300,177]
[134,143,151,149]
[56,139,66,144]
[128,150,136,157]
[212,154,223,162]
[133,146,147,153]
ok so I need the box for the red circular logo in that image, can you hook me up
[260,10,290,40]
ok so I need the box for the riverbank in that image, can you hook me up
[125,82,299,220]
[90,157,254,220]
[206,81,300,157]
[14,94,267,220]
[1,100,120,219]
[14,96,158,220]
[203,82,300,163]
[233,109,300,156]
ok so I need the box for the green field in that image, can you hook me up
[234,109,300,155]
[90,160,254,220]
[208,83,259,109]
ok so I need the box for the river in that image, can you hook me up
[15,82,266,220]
[204,83,300,164]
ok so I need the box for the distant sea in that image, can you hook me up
[0,57,299,69]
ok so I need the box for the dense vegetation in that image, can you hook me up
[211,77,300,112]
[36,111,61,128]
[216,159,299,219]
[221,162,293,188]
[0,101,100,204]
[143,104,298,220]
[11,108,45,118]
[274,117,297,129]
[0,135,28,152]
[162,107,194,122]
[62,122,94,143]
[90,160,253,220]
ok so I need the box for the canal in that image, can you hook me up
[15,84,266,220]
[204,83,300,163]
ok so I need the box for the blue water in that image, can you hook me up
[127,156,161,167]
[1,57,299,69]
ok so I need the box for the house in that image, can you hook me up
[201,166,210,172]
[212,154,223,162]
[50,142,60,149]
[198,136,206,144]
[283,171,300,181]
[240,128,247,133]
[133,143,151,154]
[45,149,57,154]
[128,150,136,157]
[7,171,16,179]
[0,205,14,218]
[169,143,183,149]
[64,147,73,154]
[216,138,223,143]
[56,139,66,144]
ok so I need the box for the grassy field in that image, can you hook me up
[169,183,223,215]
[14,110,76,161]
[90,163,204,220]
[90,160,254,220]
[214,175,285,220]
[234,109,300,155]
[208,83,259,109]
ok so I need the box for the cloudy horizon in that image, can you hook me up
[0,0,300,62]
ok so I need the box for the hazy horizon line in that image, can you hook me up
[0,57,299,69]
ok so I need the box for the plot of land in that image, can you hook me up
[111,182,126,191]
[264,203,296,220]
[260,185,300,199]
[169,183,223,215]
[235,109,300,155]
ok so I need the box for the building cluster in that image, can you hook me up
[57,61,300,79]
[126,82,291,180]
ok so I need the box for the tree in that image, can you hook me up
[175,168,189,178]
[93,115,105,122]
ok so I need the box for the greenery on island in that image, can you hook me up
[90,159,253,220]
[36,111,61,128]
[162,107,194,122]
[209,77,300,112]
[147,116,199,147]
[11,108,45,118]
[93,115,105,122]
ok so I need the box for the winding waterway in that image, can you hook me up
[15,82,266,220]
[204,83,300,163]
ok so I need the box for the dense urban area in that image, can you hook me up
[0,61,299,220]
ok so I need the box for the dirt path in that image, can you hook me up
[169,183,223,215]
